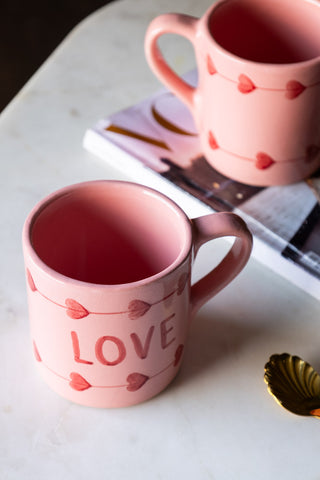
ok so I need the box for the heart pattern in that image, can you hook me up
[207,55,217,75]
[177,273,189,296]
[208,131,219,150]
[255,152,275,170]
[65,298,89,319]
[238,74,256,94]
[40,349,184,393]
[126,373,149,392]
[27,269,37,292]
[25,280,183,317]
[33,341,42,362]
[174,344,184,367]
[207,132,279,170]
[69,372,92,391]
[205,53,312,99]
[128,299,151,320]
[285,80,306,99]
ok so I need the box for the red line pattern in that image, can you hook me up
[206,54,320,97]
[33,340,184,393]
[207,131,320,170]
[26,269,190,319]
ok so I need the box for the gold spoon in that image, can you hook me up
[264,353,320,418]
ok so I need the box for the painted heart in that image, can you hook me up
[126,373,149,392]
[238,74,256,94]
[207,55,217,75]
[69,372,91,391]
[27,269,37,292]
[255,152,275,170]
[174,344,184,367]
[65,298,89,319]
[177,273,189,295]
[306,145,320,163]
[208,130,219,150]
[33,341,42,362]
[285,80,306,99]
[128,299,151,320]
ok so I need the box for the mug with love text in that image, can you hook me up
[145,0,320,186]
[22,180,252,408]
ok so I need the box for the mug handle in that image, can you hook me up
[190,212,253,316]
[144,13,198,114]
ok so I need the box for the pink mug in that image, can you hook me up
[145,0,320,186]
[22,180,252,408]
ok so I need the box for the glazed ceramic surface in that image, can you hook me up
[145,0,320,186]
[22,181,252,408]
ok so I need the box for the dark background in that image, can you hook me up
[1,0,116,112]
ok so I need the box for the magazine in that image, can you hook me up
[83,71,320,301]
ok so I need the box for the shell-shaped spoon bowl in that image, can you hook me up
[264,353,320,418]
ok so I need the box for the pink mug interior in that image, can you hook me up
[209,0,320,64]
[30,182,190,285]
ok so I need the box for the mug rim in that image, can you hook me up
[22,180,193,290]
[204,0,320,68]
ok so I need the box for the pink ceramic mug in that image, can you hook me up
[145,0,320,186]
[22,180,252,408]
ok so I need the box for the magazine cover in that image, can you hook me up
[83,71,320,301]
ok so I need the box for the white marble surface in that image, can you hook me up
[1,0,320,478]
